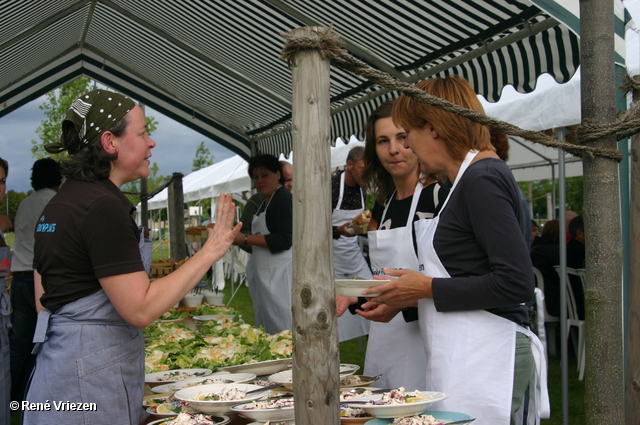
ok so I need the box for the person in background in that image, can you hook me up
[566,215,585,319]
[365,76,547,425]
[332,146,371,342]
[9,158,62,403]
[530,220,561,317]
[239,160,293,252]
[0,156,11,425]
[565,210,577,243]
[281,160,293,192]
[531,220,540,247]
[233,154,293,334]
[25,89,240,425]
[339,100,447,390]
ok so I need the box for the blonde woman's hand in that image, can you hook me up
[362,268,433,309]
[202,193,242,262]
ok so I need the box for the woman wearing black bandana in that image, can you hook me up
[24,90,241,425]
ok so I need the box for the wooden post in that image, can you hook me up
[168,172,187,261]
[289,26,340,425]
[580,0,624,422]
[626,76,640,423]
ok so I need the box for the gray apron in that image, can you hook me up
[0,235,12,425]
[24,234,147,425]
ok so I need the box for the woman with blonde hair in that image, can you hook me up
[364,76,548,425]
[338,100,447,390]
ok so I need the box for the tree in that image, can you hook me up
[192,141,215,171]
[31,76,93,159]
[2,190,28,225]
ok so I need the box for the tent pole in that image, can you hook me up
[288,26,339,425]
[557,128,569,425]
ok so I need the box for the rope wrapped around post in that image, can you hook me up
[281,27,636,163]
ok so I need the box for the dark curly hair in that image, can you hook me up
[58,114,128,181]
[247,154,284,185]
[0,156,7,177]
[31,158,63,191]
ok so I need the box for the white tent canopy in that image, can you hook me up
[143,137,366,211]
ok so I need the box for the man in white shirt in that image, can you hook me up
[9,158,61,402]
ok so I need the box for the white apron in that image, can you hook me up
[365,182,427,390]
[415,151,548,425]
[251,192,293,334]
[332,172,371,341]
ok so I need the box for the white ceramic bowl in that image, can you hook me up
[335,279,389,297]
[182,293,204,307]
[145,369,212,388]
[345,391,448,418]
[218,358,292,376]
[231,397,295,422]
[204,292,225,305]
[146,413,231,425]
[174,383,270,414]
[270,364,359,390]
[268,370,294,390]
[155,373,257,393]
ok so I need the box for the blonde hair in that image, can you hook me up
[392,76,493,162]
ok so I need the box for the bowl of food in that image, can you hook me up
[218,357,292,376]
[147,412,231,425]
[156,373,257,393]
[335,279,389,298]
[340,404,373,424]
[344,388,448,419]
[145,401,197,418]
[270,364,360,390]
[340,374,380,388]
[145,369,213,388]
[174,383,270,414]
[143,393,175,407]
[230,397,295,422]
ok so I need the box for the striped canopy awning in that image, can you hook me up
[0,0,629,159]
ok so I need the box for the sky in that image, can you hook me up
[0,96,236,194]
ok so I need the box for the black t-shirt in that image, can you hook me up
[255,186,292,253]
[34,179,145,313]
[432,158,533,326]
[372,182,448,254]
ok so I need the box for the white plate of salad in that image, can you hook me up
[218,357,292,376]
[152,372,257,394]
[146,369,213,387]
[345,389,448,418]
[147,412,231,424]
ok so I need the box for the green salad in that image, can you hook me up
[193,303,237,316]
[144,317,292,373]
[158,308,189,321]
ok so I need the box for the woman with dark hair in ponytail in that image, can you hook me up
[25,90,241,425]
